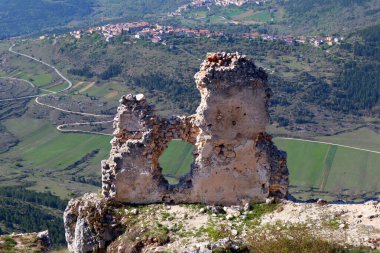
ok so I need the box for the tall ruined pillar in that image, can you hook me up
[101,52,288,206]
[189,52,288,205]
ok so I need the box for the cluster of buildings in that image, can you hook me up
[69,30,83,39]
[169,0,266,16]
[86,22,150,42]
[135,25,223,43]
[214,0,253,6]
[70,22,221,43]
[68,21,342,48]
[69,22,150,42]
[241,32,343,47]
[308,36,343,47]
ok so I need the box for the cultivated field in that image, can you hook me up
[159,139,195,185]
[274,136,380,201]
[315,127,380,152]
[0,33,378,202]
[157,128,380,202]
[0,116,111,198]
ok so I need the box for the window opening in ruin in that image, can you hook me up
[158,139,195,185]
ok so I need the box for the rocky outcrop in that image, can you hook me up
[64,193,125,253]
[63,53,380,253]
[101,52,288,206]
[64,52,289,252]
[0,230,51,253]
[64,200,380,252]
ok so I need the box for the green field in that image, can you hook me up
[274,138,380,201]
[232,10,272,23]
[80,83,124,99]
[15,72,54,87]
[2,116,110,170]
[45,83,69,92]
[32,73,53,86]
[158,136,380,201]
[274,139,329,188]
[0,116,111,198]
[220,5,247,19]
[159,139,195,185]
[250,11,272,22]
[316,128,380,152]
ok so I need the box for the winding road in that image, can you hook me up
[3,44,380,153]
[57,121,114,136]
[1,44,113,135]
[8,44,73,92]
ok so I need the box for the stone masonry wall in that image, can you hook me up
[101,52,289,206]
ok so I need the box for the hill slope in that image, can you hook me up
[277,0,380,35]
[0,0,92,38]
[0,0,190,38]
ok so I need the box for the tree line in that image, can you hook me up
[0,186,68,246]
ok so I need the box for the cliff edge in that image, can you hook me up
[63,53,379,253]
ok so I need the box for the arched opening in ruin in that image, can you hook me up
[158,139,195,185]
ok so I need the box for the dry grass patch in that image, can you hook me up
[79,82,95,93]
[105,90,118,99]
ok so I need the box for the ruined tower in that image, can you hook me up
[101,52,288,206]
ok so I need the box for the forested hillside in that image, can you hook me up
[2,0,380,39]
[0,0,92,38]
[331,24,380,112]
[11,30,378,132]
[0,0,190,39]
[0,186,67,246]
[277,0,380,34]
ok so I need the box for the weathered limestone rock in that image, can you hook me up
[102,52,288,205]
[64,193,124,253]
[0,230,51,253]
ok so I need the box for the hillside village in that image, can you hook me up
[68,21,343,47]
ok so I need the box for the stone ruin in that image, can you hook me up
[101,52,289,206]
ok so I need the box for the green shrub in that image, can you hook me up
[3,236,17,251]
